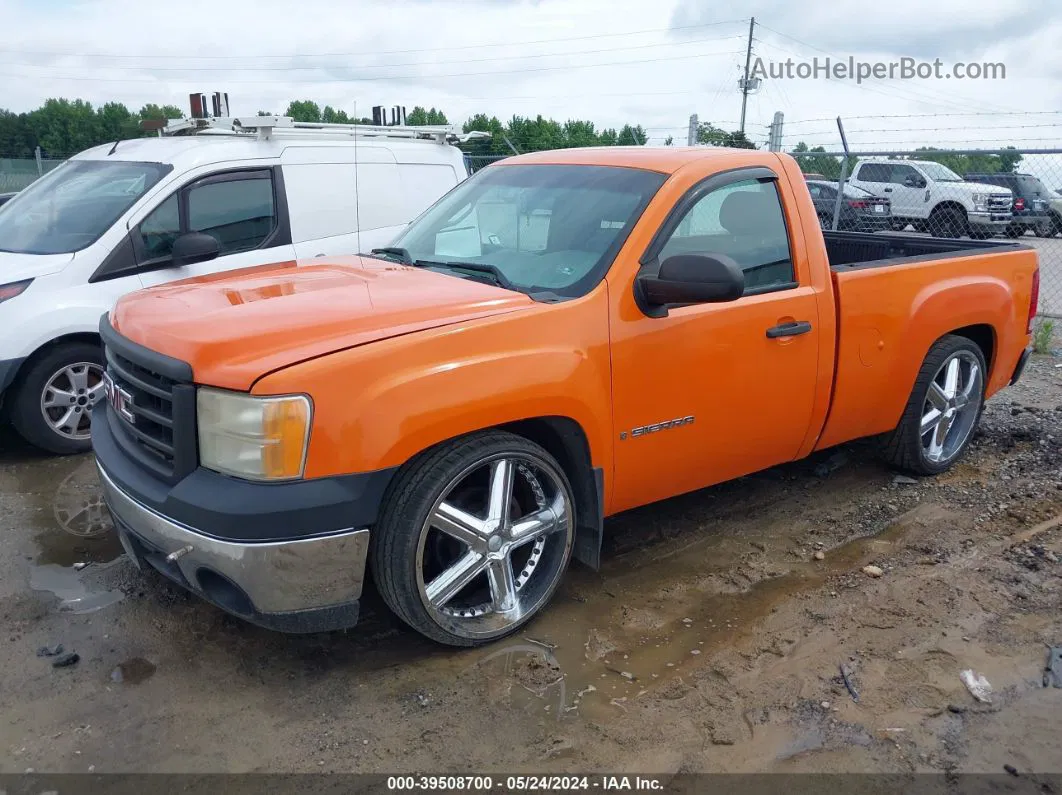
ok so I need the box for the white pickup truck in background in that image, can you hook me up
[0,116,483,454]
[848,158,1013,239]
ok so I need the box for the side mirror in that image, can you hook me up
[170,232,220,267]
[904,176,926,188]
[635,254,744,316]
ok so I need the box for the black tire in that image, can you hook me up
[882,335,987,476]
[929,207,968,238]
[1004,223,1023,239]
[817,213,830,230]
[9,342,105,455]
[370,430,576,647]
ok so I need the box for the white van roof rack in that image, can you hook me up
[160,115,490,145]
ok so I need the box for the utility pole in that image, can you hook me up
[739,16,756,135]
[687,113,699,146]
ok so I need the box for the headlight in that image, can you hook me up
[971,193,989,212]
[0,279,32,304]
[197,388,312,481]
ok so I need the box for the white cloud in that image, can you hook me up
[3,0,1060,151]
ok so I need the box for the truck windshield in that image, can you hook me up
[918,162,964,182]
[391,164,667,299]
[0,159,171,255]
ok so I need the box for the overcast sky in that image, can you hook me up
[3,0,1060,151]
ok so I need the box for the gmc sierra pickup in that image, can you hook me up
[93,147,1040,646]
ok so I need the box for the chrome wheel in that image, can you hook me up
[40,362,105,441]
[921,350,982,464]
[415,453,573,640]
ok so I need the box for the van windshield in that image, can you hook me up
[0,159,171,255]
[390,164,666,298]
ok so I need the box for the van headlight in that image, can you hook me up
[196,388,311,481]
[971,193,989,212]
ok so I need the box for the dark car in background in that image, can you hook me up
[0,192,16,208]
[806,179,891,231]
[965,172,1058,237]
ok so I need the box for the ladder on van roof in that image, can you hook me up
[159,115,490,145]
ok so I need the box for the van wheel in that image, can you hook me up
[930,207,968,238]
[882,335,986,476]
[9,342,106,455]
[370,431,576,646]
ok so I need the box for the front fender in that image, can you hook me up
[255,289,614,484]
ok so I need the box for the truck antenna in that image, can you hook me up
[353,103,362,256]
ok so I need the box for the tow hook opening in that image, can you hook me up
[195,568,255,617]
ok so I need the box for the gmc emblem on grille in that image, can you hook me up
[102,372,135,424]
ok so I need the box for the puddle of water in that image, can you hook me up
[110,657,157,685]
[465,503,944,716]
[24,458,127,614]
[29,562,125,614]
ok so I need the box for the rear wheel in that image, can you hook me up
[9,342,106,455]
[882,335,986,475]
[1004,223,1024,238]
[370,431,576,646]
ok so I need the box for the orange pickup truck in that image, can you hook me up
[93,147,1040,646]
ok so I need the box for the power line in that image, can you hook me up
[0,49,748,85]
[0,34,746,73]
[0,18,751,60]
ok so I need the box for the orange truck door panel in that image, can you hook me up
[609,287,822,512]
[607,163,824,513]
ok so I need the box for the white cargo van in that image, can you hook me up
[0,116,480,453]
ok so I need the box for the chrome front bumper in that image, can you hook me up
[969,211,1012,226]
[99,464,368,631]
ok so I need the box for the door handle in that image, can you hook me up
[766,321,812,339]
[884,187,893,192]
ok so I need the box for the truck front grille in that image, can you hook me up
[988,193,1013,212]
[100,322,197,483]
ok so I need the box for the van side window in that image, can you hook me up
[138,194,180,260]
[657,178,794,294]
[188,176,275,254]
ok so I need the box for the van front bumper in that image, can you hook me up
[969,212,1012,227]
[99,463,370,633]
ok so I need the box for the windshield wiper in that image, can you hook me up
[367,246,414,264]
[413,259,518,291]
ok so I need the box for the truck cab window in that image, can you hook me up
[657,178,794,294]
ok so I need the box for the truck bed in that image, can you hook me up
[823,230,1023,270]
[814,234,1038,452]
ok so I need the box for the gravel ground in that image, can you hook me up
[0,354,1059,779]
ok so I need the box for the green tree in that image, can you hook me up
[664,135,674,146]
[321,105,351,124]
[617,124,647,146]
[0,109,34,157]
[407,106,449,126]
[96,102,139,141]
[911,146,1023,176]
[285,100,321,123]
[138,103,183,121]
[27,99,101,156]
[791,142,843,178]
[697,121,757,150]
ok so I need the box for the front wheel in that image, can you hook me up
[929,207,968,238]
[370,431,576,646]
[882,335,986,475]
[9,342,106,455]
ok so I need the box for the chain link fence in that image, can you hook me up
[792,147,1062,321]
[0,152,69,193]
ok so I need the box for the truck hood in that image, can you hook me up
[0,251,75,282]
[962,181,1012,196]
[110,256,536,391]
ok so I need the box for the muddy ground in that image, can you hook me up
[1,355,1060,778]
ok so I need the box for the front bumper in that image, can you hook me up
[969,211,1012,227]
[0,356,24,398]
[99,463,369,633]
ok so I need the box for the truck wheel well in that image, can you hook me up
[500,416,603,570]
[949,324,995,372]
[929,201,967,218]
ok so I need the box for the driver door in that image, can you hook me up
[608,169,826,513]
[883,163,927,219]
